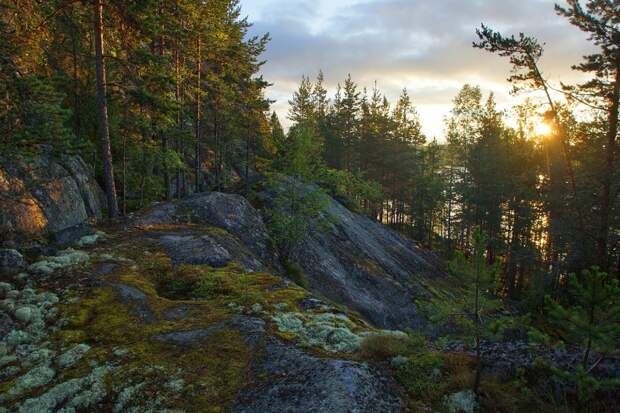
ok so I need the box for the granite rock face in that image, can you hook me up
[146,229,267,272]
[0,149,103,242]
[139,189,445,331]
[138,192,282,272]
[290,195,446,331]
[234,326,402,413]
[150,315,402,413]
[0,249,25,274]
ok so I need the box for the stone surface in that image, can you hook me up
[139,190,446,331]
[50,224,95,247]
[162,305,191,321]
[151,315,401,412]
[138,192,282,272]
[0,149,103,240]
[109,283,155,323]
[286,191,446,331]
[0,249,25,273]
[448,340,620,381]
[148,230,266,272]
[234,324,402,413]
[92,262,119,277]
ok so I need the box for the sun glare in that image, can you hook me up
[534,121,552,136]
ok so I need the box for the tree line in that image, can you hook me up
[1,0,271,215]
[282,1,619,303]
[2,0,618,302]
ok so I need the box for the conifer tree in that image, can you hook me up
[93,0,119,218]
[288,75,315,126]
[555,1,620,273]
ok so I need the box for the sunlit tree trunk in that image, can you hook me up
[94,0,119,218]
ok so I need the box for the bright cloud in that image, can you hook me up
[243,0,596,139]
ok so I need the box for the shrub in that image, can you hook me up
[283,261,308,288]
[395,353,444,399]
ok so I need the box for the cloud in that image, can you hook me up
[243,0,596,138]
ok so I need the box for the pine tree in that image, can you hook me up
[422,228,502,400]
[546,267,620,370]
[93,0,119,218]
[544,267,620,406]
[288,75,315,126]
[555,1,620,274]
[270,112,286,150]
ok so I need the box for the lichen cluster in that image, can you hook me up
[271,311,408,353]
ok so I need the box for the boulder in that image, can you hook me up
[139,189,446,331]
[138,192,282,272]
[0,148,103,241]
[0,249,25,273]
[144,228,267,272]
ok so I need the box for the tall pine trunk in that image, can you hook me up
[194,36,201,193]
[94,0,119,218]
[159,22,172,201]
[175,45,183,199]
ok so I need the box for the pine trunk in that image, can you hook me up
[94,0,119,218]
[194,36,201,193]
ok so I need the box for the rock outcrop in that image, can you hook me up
[0,149,103,242]
[0,249,25,273]
[0,215,404,412]
[138,192,283,272]
[140,189,445,331]
[291,196,445,331]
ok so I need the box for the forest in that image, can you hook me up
[1,0,620,412]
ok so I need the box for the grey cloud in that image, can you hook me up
[245,0,597,137]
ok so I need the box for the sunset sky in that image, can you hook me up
[243,0,596,139]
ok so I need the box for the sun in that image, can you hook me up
[534,121,552,136]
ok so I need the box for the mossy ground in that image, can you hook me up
[5,221,568,412]
[42,223,336,411]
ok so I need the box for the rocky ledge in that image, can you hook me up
[141,190,446,332]
[0,206,407,412]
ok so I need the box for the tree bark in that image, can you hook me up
[175,45,182,199]
[159,16,172,201]
[194,36,201,193]
[94,0,119,218]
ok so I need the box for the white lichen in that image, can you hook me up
[19,366,109,413]
[3,364,56,400]
[76,231,106,247]
[28,249,90,275]
[272,311,409,353]
[250,303,264,314]
[390,355,409,368]
[56,344,91,369]
[443,390,477,413]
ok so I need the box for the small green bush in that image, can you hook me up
[283,261,308,288]
[395,353,444,399]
